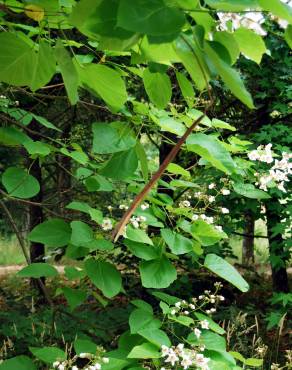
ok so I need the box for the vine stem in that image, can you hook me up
[112,114,206,242]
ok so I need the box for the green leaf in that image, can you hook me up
[138,328,171,347]
[285,25,292,49]
[117,0,185,38]
[24,141,51,156]
[136,141,149,182]
[169,315,194,327]
[74,339,97,356]
[175,71,194,106]
[100,148,138,180]
[259,0,292,23]
[0,356,36,370]
[233,182,271,199]
[213,31,240,65]
[78,64,127,110]
[92,122,136,154]
[191,220,228,246]
[161,229,193,255]
[64,266,85,280]
[233,28,266,64]
[127,343,161,359]
[167,163,190,177]
[0,127,30,146]
[29,347,66,364]
[204,254,249,292]
[194,312,225,334]
[2,167,40,199]
[156,116,186,136]
[55,39,79,104]
[70,221,93,246]
[139,256,177,288]
[125,226,154,246]
[189,330,226,351]
[131,299,153,313]
[63,287,87,310]
[245,358,263,367]
[186,133,236,174]
[129,309,161,334]
[31,113,61,132]
[205,0,259,11]
[124,240,159,260]
[30,40,56,91]
[28,218,71,247]
[85,258,122,298]
[212,118,236,131]
[205,43,254,108]
[66,201,91,213]
[17,263,58,278]
[174,36,209,91]
[143,68,171,109]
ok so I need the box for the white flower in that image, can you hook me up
[194,328,201,339]
[171,309,176,315]
[119,204,128,210]
[102,357,109,363]
[58,364,65,370]
[179,200,191,208]
[208,196,215,202]
[195,353,210,369]
[215,225,223,232]
[165,352,179,366]
[175,301,181,308]
[79,353,91,358]
[181,355,193,369]
[93,364,101,370]
[107,205,113,211]
[72,366,79,370]
[161,345,170,357]
[221,207,229,214]
[208,183,216,189]
[192,214,199,221]
[53,362,60,369]
[141,203,149,210]
[219,295,225,301]
[210,308,216,313]
[183,310,189,315]
[189,304,195,310]
[205,216,214,224]
[200,320,209,329]
[221,189,230,195]
[130,216,139,228]
[101,218,113,231]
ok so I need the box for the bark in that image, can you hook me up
[242,211,255,266]
[265,200,289,293]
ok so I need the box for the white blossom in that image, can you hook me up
[141,203,149,210]
[192,214,199,221]
[194,328,201,339]
[165,352,179,366]
[221,189,230,195]
[208,196,215,202]
[102,357,109,363]
[179,200,191,208]
[101,218,113,231]
[208,183,216,189]
[53,362,60,369]
[221,207,229,214]
[200,320,209,329]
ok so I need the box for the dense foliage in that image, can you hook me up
[0,0,291,369]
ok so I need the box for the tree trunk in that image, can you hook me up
[265,200,289,293]
[242,211,255,266]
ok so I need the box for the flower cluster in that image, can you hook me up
[217,11,266,35]
[52,353,109,370]
[248,144,291,192]
[161,344,210,370]
[130,215,147,229]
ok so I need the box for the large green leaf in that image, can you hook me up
[117,0,185,38]
[124,240,160,260]
[70,221,93,246]
[78,64,127,110]
[63,287,87,310]
[233,28,266,64]
[2,167,40,199]
[85,258,122,298]
[139,256,177,288]
[137,328,171,347]
[0,127,30,146]
[143,68,171,109]
[129,309,161,334]
[186,133,236,174]
[259,0,292,23]
[191,220,227,246]
[92,122,136,154]
[55,39,79,104]
[30,40,56,91]
[127,343,160,359]
[233,182,271,199]
[174,36,209,91]
[213,31,240,65]
[205,43,254,108]
[17,263,58,278]
[100,148,138,179]
[0,356,36,370]
[125,226,154,246]
[161,228,193,255]
[175,71,194,106]
[28,218,71,247]
[204,254,249,292]
[29,347,66,364]
[0,33,35,87]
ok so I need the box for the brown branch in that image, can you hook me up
[231,231,268,239]
[112,114,205,242]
